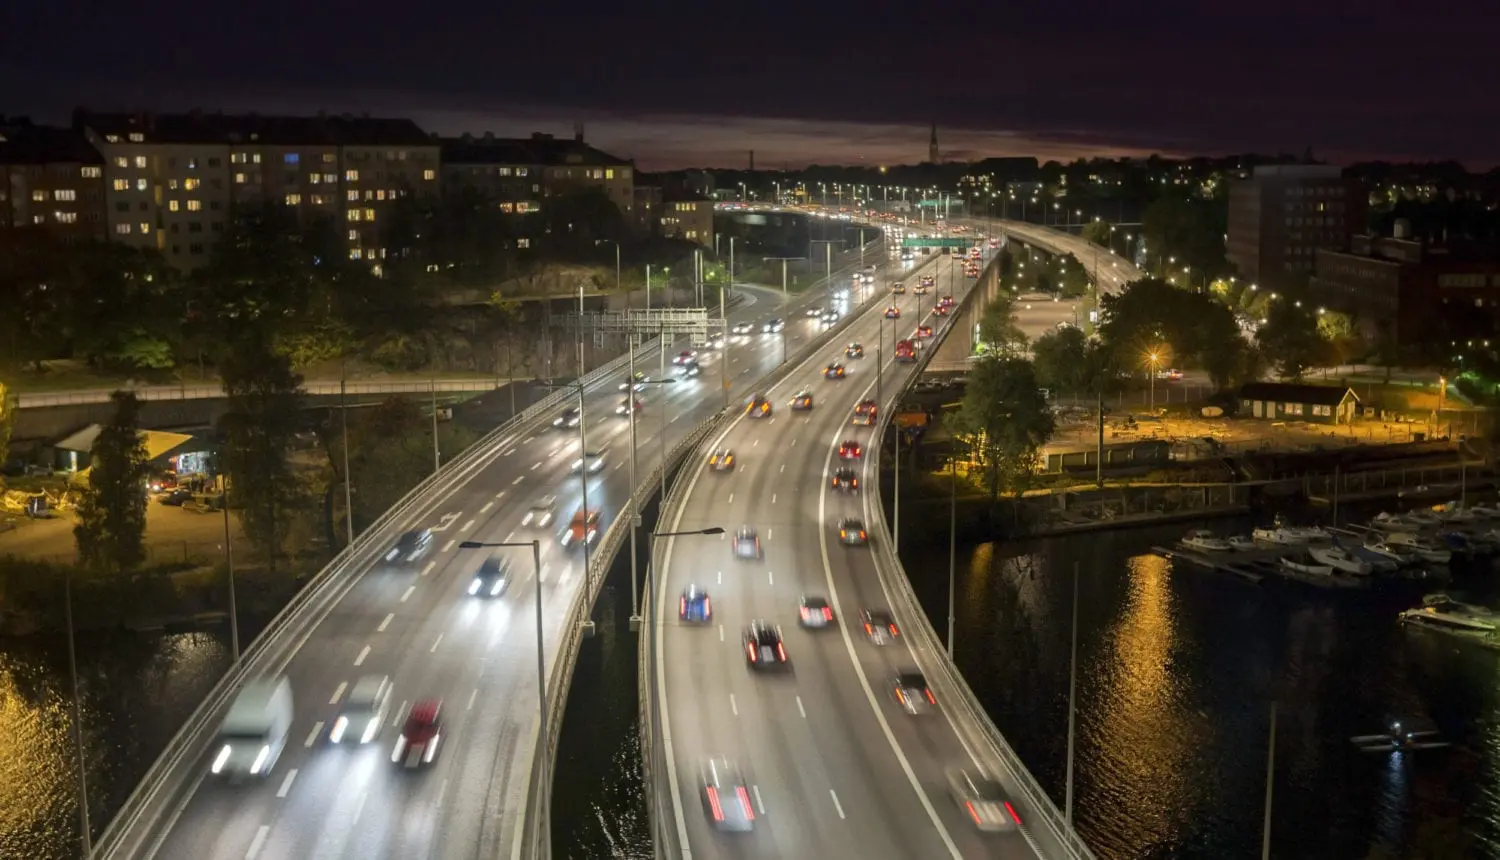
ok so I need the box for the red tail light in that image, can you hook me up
[707,787,724,821]
[746,643,757,662]
[776,643,786,661]
[864,623,874,636]
[925,689,936,705]
[1004,801,1021,824]
[679,597,686,616]
[860,531,868,540]
[800,607,810,621]
[736,786,755,821]
[823,607,833,621]
[890,624,900,636]
[703,598,711,616]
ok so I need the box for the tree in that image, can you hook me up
[218,332,306,572]
[1256,299,1328,380]
[952,356,1055,503]
[1079,220,1112,248]
[73,391,149,573]
[1031,327,1090,397]
[0,380,12,470]
[1097,278,1244,389]
[977,292,1026,355]
[334,397,435,528]
[1140,197,1228,278]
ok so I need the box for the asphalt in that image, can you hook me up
[654,243,1046,859]
[118,251,887,860]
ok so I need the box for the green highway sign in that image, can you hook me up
[902,237,973,248]
[917,199,948,208]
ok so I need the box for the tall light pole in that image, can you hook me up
[1147,351,1161,413]
[456,540,546,858]
[429,379,440,473]
[219,472,240,661]
[947,454,958,659]
[764,256,805,300]
[626,376,679,631]
[1065,561,1080,825]
[64,571,91,857]
[340,365,354,549]
[1261,702,1278,860]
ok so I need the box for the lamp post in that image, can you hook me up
[64,570,91,857]
[625,376,680,631]
[1065,561,1079,825]
[1147,351,1161,413]
[535,379,594,602]
[946,454,958,659]
[456,540,546,858]
[763,256,806,303]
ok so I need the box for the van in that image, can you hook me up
[211,677,294,778]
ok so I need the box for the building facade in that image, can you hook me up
[439,130,634,221]
[1226,164,1365,290]
[659,195,714,246]
[0,119,108,246]
[1238,382,1358,425]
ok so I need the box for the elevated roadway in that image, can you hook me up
[96,235,889,860]
[647,241,1096,859]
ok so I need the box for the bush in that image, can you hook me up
[370,334,430,371]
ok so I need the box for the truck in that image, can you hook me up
[894,340,917,362]
[211,677,294,778]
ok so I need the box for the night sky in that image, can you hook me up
[4,0,1496,170]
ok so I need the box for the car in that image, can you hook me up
[743,621,787,668]
[838,518,868,546]
[893,669,935,714]
[861,609,899,644]
[838,440,863,459]
[823,363,846,380]
[845,342,865,359]
[680,586,712,623]
[386,529,433,564]
[468,553,511,597]
[731,321,755,335]
[615,398,643,416]
[733,526,762,560]
[673,350,697,365]
[805,306,824,318]
[919,275,935,289]
[330,674,390,745]
[820,309,840,325]
[892,282,907,294]
[789,391,814,411]
[916,324,934,338]
[706,333,725,349]
[799,595,834,628]
[852,400,877,425]
[1157,368,1183,381]
[884,306,901,319]
[676,360,701,377]
[939,295,955,308]
[553,407,581,429]
[933,304,951,316]
[832,287,849,300]
[830,467,859,491]
[560,508,601,547]
[391,700,442,768]
[860,273,875,284]
[571,450,606,473]
[158,487,194,506]
[761,318,785,333]
[701,757,755,832]
[746,395,772,418]
[618,371,648,391]
[948,767,1020,832]
[521,495,557,528]
[708,449,736,472]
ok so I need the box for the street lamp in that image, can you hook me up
[626,375,680,631]
[642,525,726,767]
[1146,350,1162,412]
[455,539,546,857]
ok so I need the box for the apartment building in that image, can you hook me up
[659,193,714,247]
[75,110,438,271]
[1226,164,1365,290]
[0,119,108,245]
[440,129,634,221]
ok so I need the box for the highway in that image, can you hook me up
[102,237,889,860]
[991,219,1142,297]
[654,243,1051,859]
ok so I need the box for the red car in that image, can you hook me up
[916,324,934,339]
[392,700,443,768]
[884,306,901,319]
[838,440,863,459]
[673,350,697,366]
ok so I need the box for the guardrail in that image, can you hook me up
[93,336,663,859]
[863,256,1099,860]
[15,378,508,409]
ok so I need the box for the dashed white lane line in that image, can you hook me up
[329,682,347,705]
[728,493,734,504]
[716,570,723,584]
[276,769,298,798]
[729,694,739,716]
[780,464,786,473]
[830,789,847,820]
[467,688,479,710]
[392,702,407,727]
[480,501,494,514]
[245,825,270,859]
[512,475,525,485]
[401,585,416,603]
[377,613,394,632]
[796,696,807,718]
[753,785,766,815]
[718,625,725,642]
[494,490,506,500]
[421,561,436,577]
[430,633,444,653]
[461,519,475,532]
[305,721,324,748]
[441,540,456,553]
[791,438,797,446]
[767,528,774,540]
[771,494,777,504]
[531,461,542,471]
[768,570,775,585]
[354,645,370,666]
[752,439,760,447]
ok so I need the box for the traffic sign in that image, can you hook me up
[902,237,972,248]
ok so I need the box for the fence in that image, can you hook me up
[14,377,507,410]
[1303,463,1482,501]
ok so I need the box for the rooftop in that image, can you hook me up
[1238,382,1358,406]
[0,120,104,165]
[73,109,435,148]
[441,132,628,168]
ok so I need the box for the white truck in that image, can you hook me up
[210,677,294,778]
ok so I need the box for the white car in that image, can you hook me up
[571,450,606,473]
[521,496,556,528]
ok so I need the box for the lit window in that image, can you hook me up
[232,152,247,164]
[134,156,146,168]
[517,237,530,249]
[323,173,336,184]
[350,248,363,260]
[363,208,375,220]
[168,179,179,190]
[184,178,199,190]
[517,167,528,177]
[56,212,78,224]
[346,169,359,182]
[114,157,128,168]
[234,172,246,184]
[113,178,129,191]
[187,200,202,211]
[310,174,321,185]
[285,193,302,206]
[285,153,300,165]
[135,178,147,191]
[348,210,362,221]
[348,229,358,241]
[129,133,144,142]
[605,169,615,179]
[187,158,198,170]
[347,190,359,201]
[81,166,101,178]
[169,200,180,212]
[139,222,150,234]
[253,153,262,164]
[322,153,336,164]
[116,223,132,234]
[423,169,435,181]
[105,134,121,143]
[31,189,46,202]
[376,190,386,201]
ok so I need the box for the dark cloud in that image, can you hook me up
[2,0,1495,167]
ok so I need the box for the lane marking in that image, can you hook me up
[353,645,370,666]
[495,490,506,499]
[796,696,806,718]
[481,501,494,514]
[771,494,777,504]
[768,571,775,585]
[329,682,347,705]
[791,438,797,446]
[780,464,785,473]
[729,694,739,716]
[377,613,394,632]
[830,789,846,820]
[531,461,542,471]
[401,585,416,602]
[421,561,436,577]
[728,493,734,504]
[430,633,444,653]
[767,528,773,540]
[468,688,479,710]
[716,570,722,584]
[441,540,455,553]
[512,475,525,485]
[304,722,323,748]
[461,519,475,532]
[245,825,270,859]
[753,785,766,814]
[392,701,407,727]
[752,439,759,447]
[718,625,724,642]
[276,769,297,798]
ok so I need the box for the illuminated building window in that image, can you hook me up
[184,178,200,190]
[135,178,147,191]
[139,222,150,234]
[187,200,202,211]
[350,248,362,260]
[129,133,143,142]
[232,152,247,164]
[346,170,359,182]
[113,179,129,191]
[31,190,46,202]
[234,173,246,184]
[517,237,530,248]
[285,153,300,165]
[56,212,78,224]
[348,229,358,241]
[134,156,146,168]
[423,169,435,180]
[55,189,77,201]
[169,200,180,212]
[347,210,361,221]
[285,194,301,206]
[323,173,336,184]
[81,166,101,178]
[322,153,336,164]
[114,157,128,168]
[363,208,375,220]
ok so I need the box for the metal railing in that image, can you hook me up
[15,378,509,409]
[93,337,662,859]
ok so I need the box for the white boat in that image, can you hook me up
[1384,532,1452,564]
[1227,535,1257,552]
[1180,530,1233,552]
[1253,526,1309,546]
[1432,502,1479,524]
[1345,544,1399,573]
[1468,504,1500,519]
[1309,545,1374,575]
[1280,554,1334,576]
[1371,511,1431,531]
[1399,594,1500,633]
[1364,539,1422,566]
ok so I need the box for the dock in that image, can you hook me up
[1151,543,1369,589]
[1151,545,1268,583]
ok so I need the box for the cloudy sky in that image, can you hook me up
[3,0,1495,169]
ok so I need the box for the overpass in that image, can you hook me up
[93,228,887,860]
[642,236,1097,858]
